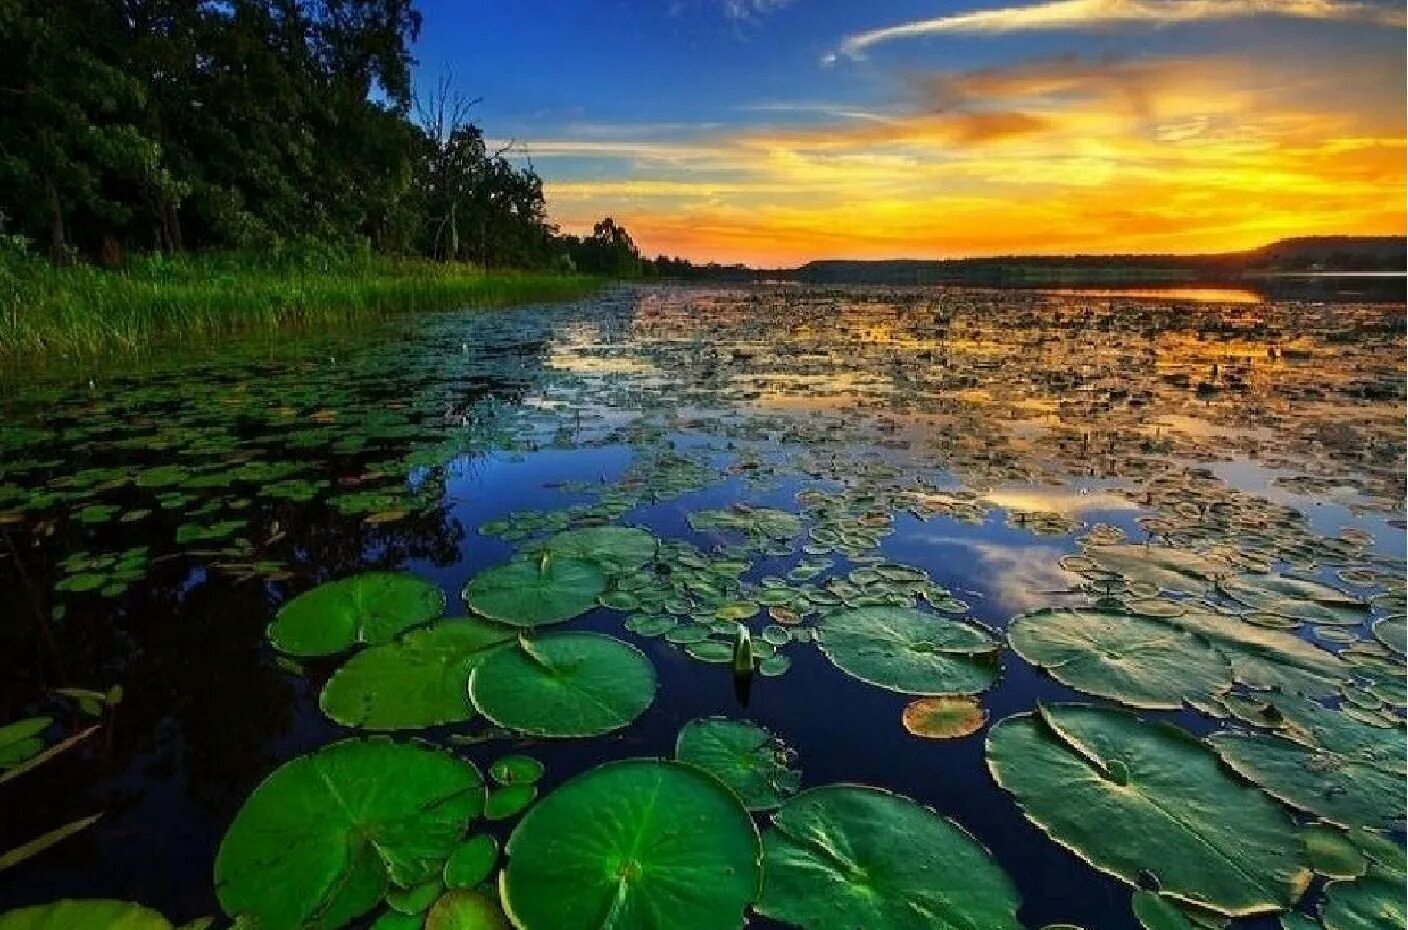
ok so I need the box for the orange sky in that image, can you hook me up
[501,4,1406,265]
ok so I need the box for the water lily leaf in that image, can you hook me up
[425,890,509,930]
[1321,869,1406,930]
[269,572,445,657]
[485,784,537,820]
[1153,607,1348,697]
[0,901,172,930]
[987,704,1310,916]
[901,695,988,739]
[443,835,498,890]
[1371,616,1405,655]
[756,785,1022,930]
[468,632,655,737]
[1082,545,1222,596]
[214,739,484,930]
[463,557,605,628]
[1304,824,1367,880]
[0,717,50,769]
[537,527,657,576]
[1008,607,1232,710]
[501,759,761,930]
[489,755,544,786]
[817,607,999,695]
[675,717,800,811]
[1220,575,1370,626]
[1208,730,1405,830]
[320,619,516,730]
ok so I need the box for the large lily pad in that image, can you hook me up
[1321,869,1406,930]
[269,573,446,657]
[675,718,800,811]
[320,619,516,730]
[0,901,171,930]
[987,704,1310,916]
[1154,607,1348,697]
[756,785,1022,930]
[215,739,484,930]
[468,633,655,737]
[1082,545,1222,596]
[1008,607,1232,710]
[817,607,999,695]
[537,527,658,576]
[501,759,761,930]
[1220,575,1369,626]
[463,557,606,628]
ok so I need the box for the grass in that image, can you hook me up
[0,244,605,364]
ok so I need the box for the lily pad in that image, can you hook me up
[675,718,800,811]
[320,620,516,730]
[0,717,50,769]
[215,739,484,930]
[1008,607,1232,710]
[468,633,655,737]
[501,759,761,930]
[463,557,606,628]
[987,704,1310,916]
[1321,869,1405,930]
[901,696,988,739]
[425,890,510,930]
[1154,607,1348,697]
[269,573,446,657]
[817,607,999,695]
[443,835,498,890]
[1371,616,1405,655]
[0,901,171,930]
[756,785,1022,930]
[1220,575,1369,626]
[537,527,658,576]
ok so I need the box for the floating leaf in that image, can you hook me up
[0,901,172,930]
[425,890,509,930]
[485,784,537,820]
[675,718,800,811]
[268,572,445,657]
[489,755,544,786]
[901,696,988,739]
[320,620,515,730]
[0,717,50,769]
[463,558,605,628]
[469,633,655,737]
[987,704,1309,916]
[1321,869,1405,930]
[537,527,657,576]
[501,760,760,930]
[215,739,483,930]
[756,785,1022,930]
[1008,607,1232,710]
[817,607,999,695]
[1304,825,1367,880]
[1221,575,1369,626]
[443,836,498,890]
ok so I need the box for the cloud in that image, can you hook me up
[723,0,796,19]
[836,0,1405,58]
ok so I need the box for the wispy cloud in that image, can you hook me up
[724,0,796,18]
[834,0,1405,60]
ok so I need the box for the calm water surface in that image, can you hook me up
[0,284,1403,929]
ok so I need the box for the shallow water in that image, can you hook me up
[1,284,1403,929]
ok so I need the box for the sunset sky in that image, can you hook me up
[414,0,1406,265]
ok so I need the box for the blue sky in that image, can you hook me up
[410,0,1406,264]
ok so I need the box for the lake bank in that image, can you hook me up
[0,250,604,364]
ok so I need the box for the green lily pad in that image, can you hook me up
[0,901,171,930]
[675,718,800,811]
[0,716,50,769]
[463,557,606,628]
[320,619,516,730]
[489,755,544,786]
[817,607,999,695]
[756,785,1022,930]
[1153,607,1348,697]
[268,572,446,657]
[501,759,761,930]
[987,704,1310,916]
[1304,824,1367,880]
[1371,616,1405,655]
[425,890,510,930]
[215,739,484,930]
[1008,607,1232,710]
[1322,869,1405,930]
[468,633,655,737]
[1081,545,1221,596]
[1220,575,1369,626]
[443,835,498,889]
[537,527,658,576]
[485,784,538,820]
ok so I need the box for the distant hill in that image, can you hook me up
[787,236,1405,285]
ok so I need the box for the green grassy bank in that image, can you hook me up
[0,246,604,363]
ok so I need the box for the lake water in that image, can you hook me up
[1,284,1403,930]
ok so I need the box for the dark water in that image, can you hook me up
[0,284,1403,929]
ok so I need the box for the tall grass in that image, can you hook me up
[0,240,604,364]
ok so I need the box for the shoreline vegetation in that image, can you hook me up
[0,245,604,363]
